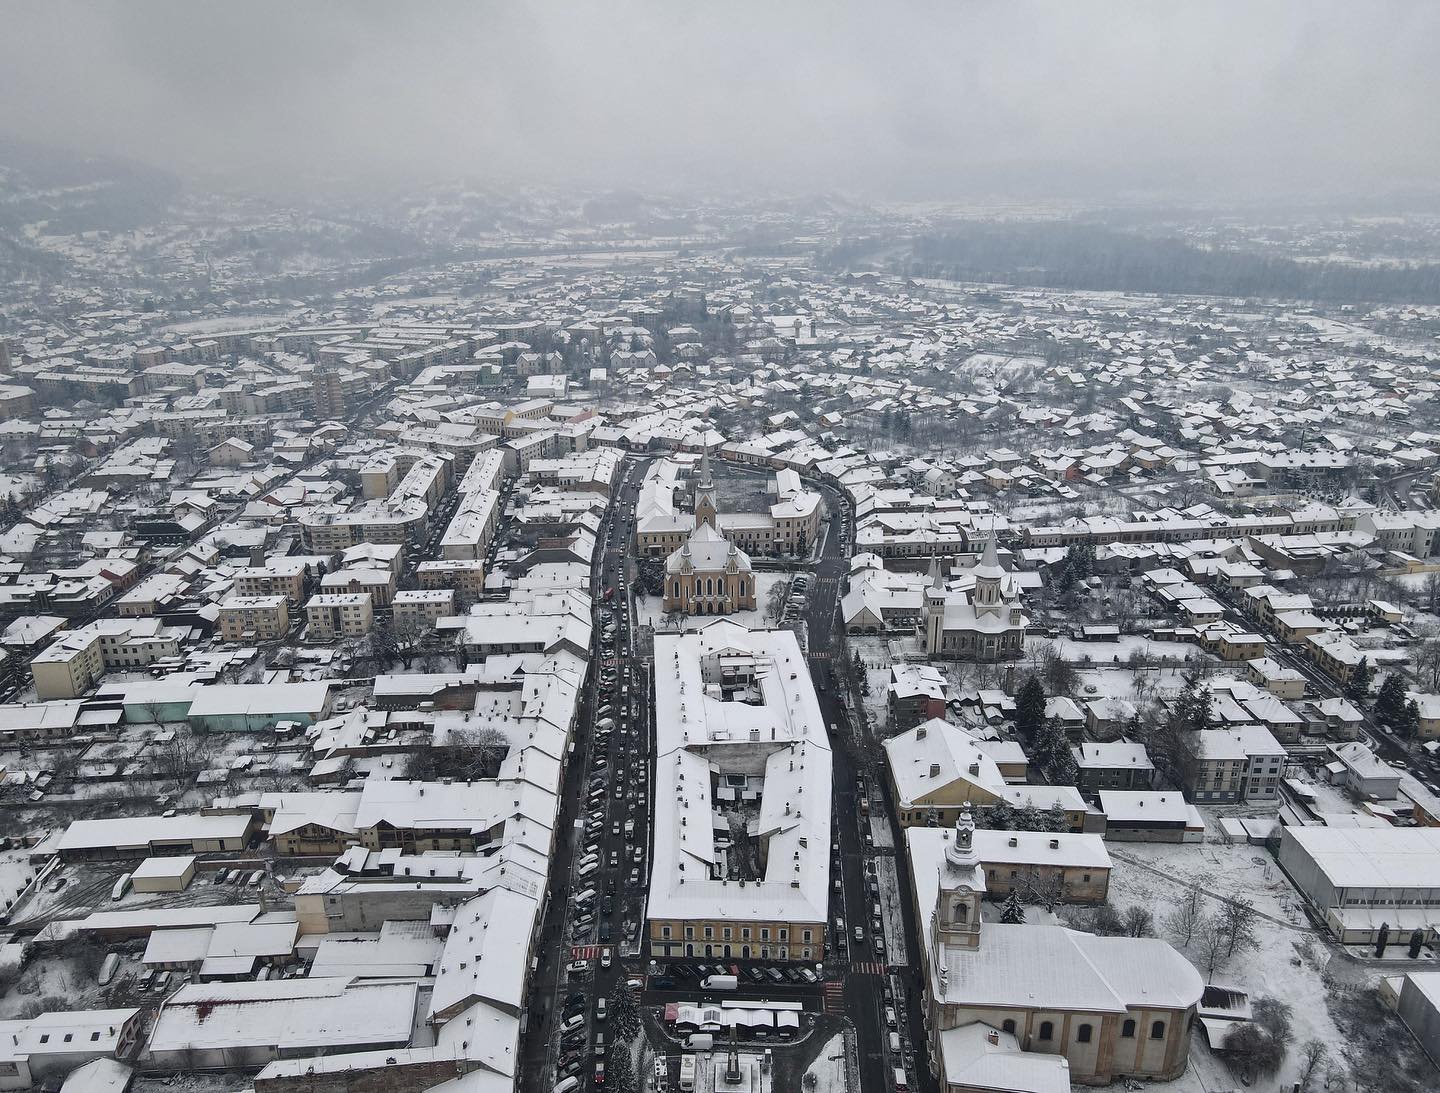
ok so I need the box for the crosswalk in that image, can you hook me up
[570,945,602,960]
[848,961,888,976]
[823,981,846,1014]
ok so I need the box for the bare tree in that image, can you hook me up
[1219,893,1260,958]
[1416,637,1440,692]
[1194,913,1230,981]
[1122,905,1154,937]
[1164,875,1210,946]
[1298,1040,1328,1092]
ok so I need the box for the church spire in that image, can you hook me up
[946,804,979,870]
[699,443,714,490]
[694,444,719,529]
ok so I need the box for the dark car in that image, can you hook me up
[651,976,675,989]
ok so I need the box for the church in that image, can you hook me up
[661,449,757,617]
[923,537,1029,661]
[909,807,1203,1090]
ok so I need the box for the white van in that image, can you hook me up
[893,1067,909,1091]
[885,1006,897,1028]
[577,861,599,878]
[552,1079,580,1093]
[110,873,132,901]
[887,1031,901,1054]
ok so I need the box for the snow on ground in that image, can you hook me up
[1104,834,1350,1089]
[802,1033,848,1093]
[874,856,909,966]
[868,814,894,850]
[0,851,38,911]
[1025,634,1215,666]
[637,571,791,632]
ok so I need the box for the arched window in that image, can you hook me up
[1077,1024,1093,1043]
[1001,1019,1016,1035]
[1121,1019,1136,1038]
[953,902,968,924]
[1150,1020,1166,1040]
[1038,1021,1054,1041]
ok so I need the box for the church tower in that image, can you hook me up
[694,446,718,529]
[933,804,985,956]
[924,555,947,654]
[971,535,1004,615]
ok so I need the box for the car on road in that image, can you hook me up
[600,948,612,968]
[651,976,675,989]
[565,960,591,976]
[560,1013,585,1033]
[765,967,785,983]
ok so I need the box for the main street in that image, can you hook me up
[803,481,936,1093]
[519,456,651,1093]
[521,459,934,1093]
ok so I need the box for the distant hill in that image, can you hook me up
[862,221,1440,306]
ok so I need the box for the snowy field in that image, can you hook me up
[1102,833,1415,1091]
[1025,634,1216,666]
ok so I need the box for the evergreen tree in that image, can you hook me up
[1043,800,1068,832]
[1016,802,1043,831]
[1035,720,1079,786]
[1000,889,1027,924]
[1397,698,1421,739]
[980,800,1017,830]
[1014,675,1047,741]
[1346,657,1373,702]
[1374,672,1408,727]
[1172,674,1212,732]
[606,1044,637,1093]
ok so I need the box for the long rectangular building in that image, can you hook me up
[647,621,832,964]
[1277,825,1440,943]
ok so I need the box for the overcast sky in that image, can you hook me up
[2,1,1437,202]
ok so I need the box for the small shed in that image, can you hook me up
[131,855,195,893]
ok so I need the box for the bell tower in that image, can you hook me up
[694,446,718,529]
[972,535,1004,615]
[924,556,947,654]
[934,805,985,955]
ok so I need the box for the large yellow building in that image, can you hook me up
[909,810,1203,1088]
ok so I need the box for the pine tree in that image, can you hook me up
[1000,889,1027,923]
[1374,672,1408,727]
[1014,676,1047,741]
[1035,719,1079,786]
[1397,698,1421,739]
[980,800,1017,830]
[1347,657,1373,702]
